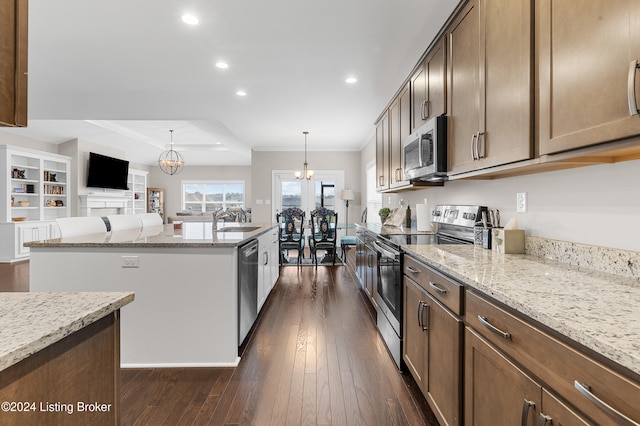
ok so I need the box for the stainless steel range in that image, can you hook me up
[374,204,487,369]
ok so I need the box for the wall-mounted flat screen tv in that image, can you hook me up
[86,152,130,190]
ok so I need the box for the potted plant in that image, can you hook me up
[379,207,391,222]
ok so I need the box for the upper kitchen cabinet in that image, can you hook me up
[375,111,389,191]
[448,0,533,176]
[538,0,640,155]
[389,83,411,189]
[0,0,28,127]
[410,37,446,133]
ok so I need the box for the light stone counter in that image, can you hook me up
[25,222,277,248]
[0,292,134,371]
[403,244,640,376]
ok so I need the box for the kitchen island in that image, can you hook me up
[26,222,278,368]
[0,292,133,425]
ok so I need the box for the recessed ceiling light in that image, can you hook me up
[216,62,229,69]
[181,14,199,25]
[346,76,358,84]
[236,90,247,97]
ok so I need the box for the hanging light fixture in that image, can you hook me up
[294,131,314,180]
[158,129,184,175]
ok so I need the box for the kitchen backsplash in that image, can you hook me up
[526,236,640,282]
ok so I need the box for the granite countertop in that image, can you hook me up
[0,292,134,371]
[356,222,434,236]
[403,243,640,376]
[25,223,277,248]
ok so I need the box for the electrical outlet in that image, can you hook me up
[122,256,139,268]
[516,192,527,213]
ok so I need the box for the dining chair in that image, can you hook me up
[137,212,163,228]
[55,216,108,238]
[106,214,142,232]
[276,207,305,266]
[309,207,338,267]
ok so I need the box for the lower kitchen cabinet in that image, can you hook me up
[404,277,463,425]
[364,242,377,308]
[0,220,56,262]
[465,327,541,425]
[466,290,640,425]
[258,228,279,311]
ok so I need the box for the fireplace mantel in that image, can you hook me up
[79,193,129,217]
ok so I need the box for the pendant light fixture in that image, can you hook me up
[294,131,314,180]
[158,129,184,175]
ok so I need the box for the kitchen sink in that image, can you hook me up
[217,226,261,232]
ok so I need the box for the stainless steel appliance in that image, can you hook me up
[373,237,403,368]
[238,239,259,346]
[374,204,487,369]
[403,115,447,182]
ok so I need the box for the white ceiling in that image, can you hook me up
[0,0,459,166]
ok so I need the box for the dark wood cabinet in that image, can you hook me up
[0,0,28,127]
[389,83,411,189]
[403,256,463,426]
[364,243,377,308]
[465,327,541,426]
[538,0,640,155]
[375,112,389,191]
[411,37,446,133]
[448,0,532,175]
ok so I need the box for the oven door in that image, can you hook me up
[374,240,402,335]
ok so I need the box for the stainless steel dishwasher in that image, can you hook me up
[238,239,259,345]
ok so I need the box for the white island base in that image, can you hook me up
[30,246,241,368]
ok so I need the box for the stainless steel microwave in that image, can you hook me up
[403,115,447,181]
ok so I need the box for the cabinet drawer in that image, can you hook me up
[466,291,640,425]
[404,256,463,315]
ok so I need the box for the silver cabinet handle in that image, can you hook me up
[470,133,478,160]
[429,281,447,295]
[420,100,426,120]
[417,300,423,328]
[521,399,536,426]
[406,266,419,274]
[574,381,639,426]
[420,301,429,331]
[477,131,485,159]
[628,60,640,116]
[477,315,512,340]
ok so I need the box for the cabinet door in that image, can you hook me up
[375,112,389,191]
[449,0,532,175]
[424,293,463,426]
[538,0,640,155]
[412,38,446,133]
[389,83,411,189]
[410,62,427,133]
[448,0,481,175]
[426,37,446,121]
[540,389,591,426]
[403,278,427,390]
[364,246,378,308]
[0,0,28,127]
[17,223,49,256]
[479,0,532,169]
[465,327,541,426]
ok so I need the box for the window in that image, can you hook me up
[366,163,382,224]
[182,181,244,212]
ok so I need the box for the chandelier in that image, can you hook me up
[294,131,314,180]
[158,129,184,175]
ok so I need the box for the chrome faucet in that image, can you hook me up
[212,209,232,230]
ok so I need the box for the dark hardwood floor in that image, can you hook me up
[0,252,438,425]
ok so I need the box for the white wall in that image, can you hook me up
[148,165,252,219]
[362,133,640,251]
[251,150,362,223]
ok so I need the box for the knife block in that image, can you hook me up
[491,229,525,254]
